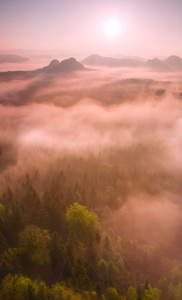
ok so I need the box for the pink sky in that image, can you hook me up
[0,0,182,58]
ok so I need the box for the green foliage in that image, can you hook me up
[152,288,161,300]
[98,259,108,291]
[100,295,107,300]
[33,281,50,300]
[51,283,82,300]
[108,260,118,286]
[1,273,32,300]
[51,283,64,300]
[66,202,99,242]
[171,265,182,284]
[18,225,51,266]
[0,146,182,299]
[0,231,8,253]
[126,285,138,300]
[86,243,100,279]
[142,289,152,300]
[49,232,65,280]
[1,248,22,275]
[0,203,6,223]
[167,282,182,300]
[1,274,51,300]
[73,256,90,291]
[116,253,124,271]
[107,287,120,300]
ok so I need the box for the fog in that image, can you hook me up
[0,65,182,249]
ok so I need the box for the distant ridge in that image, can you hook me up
[81,54,182,71]
[41,57,84,73]
[81,54,144,68]
[146,58,170,72]
[164,55,182,71]
[0,57,85,80]
[0,54,29,64]
[111,54,146,62]
[146,55,182,71]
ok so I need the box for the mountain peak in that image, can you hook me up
[58,57,84,72]
[146,58,170,71]
[48,59,59,68]
[42,57,84,74]
[164,55,182,71]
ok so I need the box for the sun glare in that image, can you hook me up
[103,18,121,39]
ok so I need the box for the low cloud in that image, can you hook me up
[0,66,182,248]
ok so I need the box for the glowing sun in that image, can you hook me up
[103,18,121,39]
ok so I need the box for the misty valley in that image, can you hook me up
[0,57,182,300]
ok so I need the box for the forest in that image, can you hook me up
[0,66,182,299]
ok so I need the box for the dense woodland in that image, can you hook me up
[0,66,182,299]
[0,143,182,300]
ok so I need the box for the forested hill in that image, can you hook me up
[0,146,182,299]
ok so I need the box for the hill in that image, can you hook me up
[164,55,182,71]
[81,54,182,71]
[0,57,85,81]
[81,54,144,68]
[146,58,170,71]
[41,57,84,73]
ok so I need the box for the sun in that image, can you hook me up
[103,18,121,39]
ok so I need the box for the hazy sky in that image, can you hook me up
[0,0,182,58]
